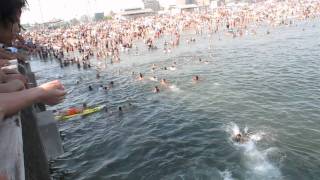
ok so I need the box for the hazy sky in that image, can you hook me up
[21,0,175,24]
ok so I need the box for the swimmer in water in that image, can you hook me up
[109,81,114,88]
[153,86,160,93]
[98,85,104,91]
[138,73,144,80]
[61,103,87,116]
[192,75,200,82]
[160,79,168,86]
[233,133,250,144]
[149,76,158,81]
[89,85,93,91]
[169,66,176,71]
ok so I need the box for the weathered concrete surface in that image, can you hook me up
[36,111,64,160]
[0,115,25,180]
[21,108,50,180]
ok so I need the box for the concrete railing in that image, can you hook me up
[0,115,25,180]
[0,60,63,180]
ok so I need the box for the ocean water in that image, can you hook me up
[31,20,320,180]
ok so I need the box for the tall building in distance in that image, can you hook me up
[143,0,161,12]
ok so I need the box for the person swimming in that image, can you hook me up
[109,81,114,88]
[233,133,250,144]
[149,76,158,81]
[138,73,144,80]
[98,85,104,91]
[169,66,176,71]
[89,85,93,91]
[96,73,101,79]
[160,79,168,86]
[153,86,160,93]
[63,103,88,116]
[193,75,199,82]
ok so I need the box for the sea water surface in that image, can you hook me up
[31,20,320,180]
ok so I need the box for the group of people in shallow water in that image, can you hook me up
[24,0,320,75]
[134,60,201,94]
[25,0,320,122]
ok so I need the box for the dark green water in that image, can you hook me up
[31,20,320,180]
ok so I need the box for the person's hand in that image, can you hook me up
[0,59,10,67]
[38,80,66,105]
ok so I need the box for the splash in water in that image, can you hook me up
[169,85,181,92]
[226,123,282,180]
[219,169,235,180]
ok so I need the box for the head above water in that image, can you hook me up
[82,103,87,109]
[154,86,160,93]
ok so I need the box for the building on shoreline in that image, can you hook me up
[176,0,197,5]
[143,0,161,12]
[118,8,155,19]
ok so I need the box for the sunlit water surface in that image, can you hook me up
[31,20,320,180]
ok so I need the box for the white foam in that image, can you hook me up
[149,77,158,82]
[219,169,234,180]
[226,123,282,180]
[169,85,181,92]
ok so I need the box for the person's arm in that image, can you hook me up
[1,68,18,74]
[0,49,26,62]
[0,59,10,67]
[0,80,25,92]
[5,74,27,84]
[0,49,15,60]
[0,80,66,117]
